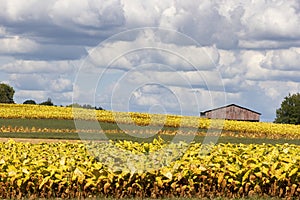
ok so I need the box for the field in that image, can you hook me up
[1,103,300,199]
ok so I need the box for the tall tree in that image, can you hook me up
[274,93,300,125]
[0,83,15,103]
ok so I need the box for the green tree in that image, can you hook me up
[274,93,300,125]
[40,98,54,106]
[23,99,37,105]
[0,83,15,104]
[67,103,104,110]
[66,103,82,108]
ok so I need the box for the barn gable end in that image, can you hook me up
[200,104,261,122]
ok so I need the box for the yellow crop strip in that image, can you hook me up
[0,139,299,198]
[0,103,300,136]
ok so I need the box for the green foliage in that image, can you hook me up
[67,103,104,110]
[66,103,82,108]
[0,83,15,103]
[274,93,300,125]
[39,98,54,106]
[23,99,37,105]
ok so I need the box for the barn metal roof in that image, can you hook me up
[201,104,261,115]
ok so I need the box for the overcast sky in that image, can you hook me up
[0,0,299,121]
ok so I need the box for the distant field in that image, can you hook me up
[1,103,300,137]
[1,118,300,145]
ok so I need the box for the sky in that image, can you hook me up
[0,0,299,122]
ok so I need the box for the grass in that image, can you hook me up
[0,118,181,131]
[1,118,300,145]
[2,132,300,145]
[0,118,101,129]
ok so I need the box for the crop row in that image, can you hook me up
[1,125,300,140]
[1,103,300,136]
[0,139,300,198]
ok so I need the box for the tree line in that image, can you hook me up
[0,83,104,110]
[0,83,299,124]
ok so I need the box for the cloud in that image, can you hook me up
[261,48,300,71]
[106,67,224,93]
[0,0,126,55]
[84,29,220,74]
[157,1,239,49]
[9,73,73,92]
[258,81,300,100]
[130,84,180,112]
[168,86,227,115]
[238,39,300,50]
[14,89,74,105]
[218,50,300,83]
[23,44,87,60]
[99,80,227,115]
[0,0,50,22]
[122,0,166,28]
[0,36,39,54]
[49,0,125,29]
[10,73,74,104]
[242,50,300,82]
[240,1,300,40]
[0,0,299,50]
[87,65,227,115]
[0,26,7,36]
[49,78,73,92]
[15,90,48,103]
[9,74,48,90]
[0,60,76,74]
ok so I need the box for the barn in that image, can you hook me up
[200,104,261,122]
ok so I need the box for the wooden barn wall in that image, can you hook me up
[205,106,260,121]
